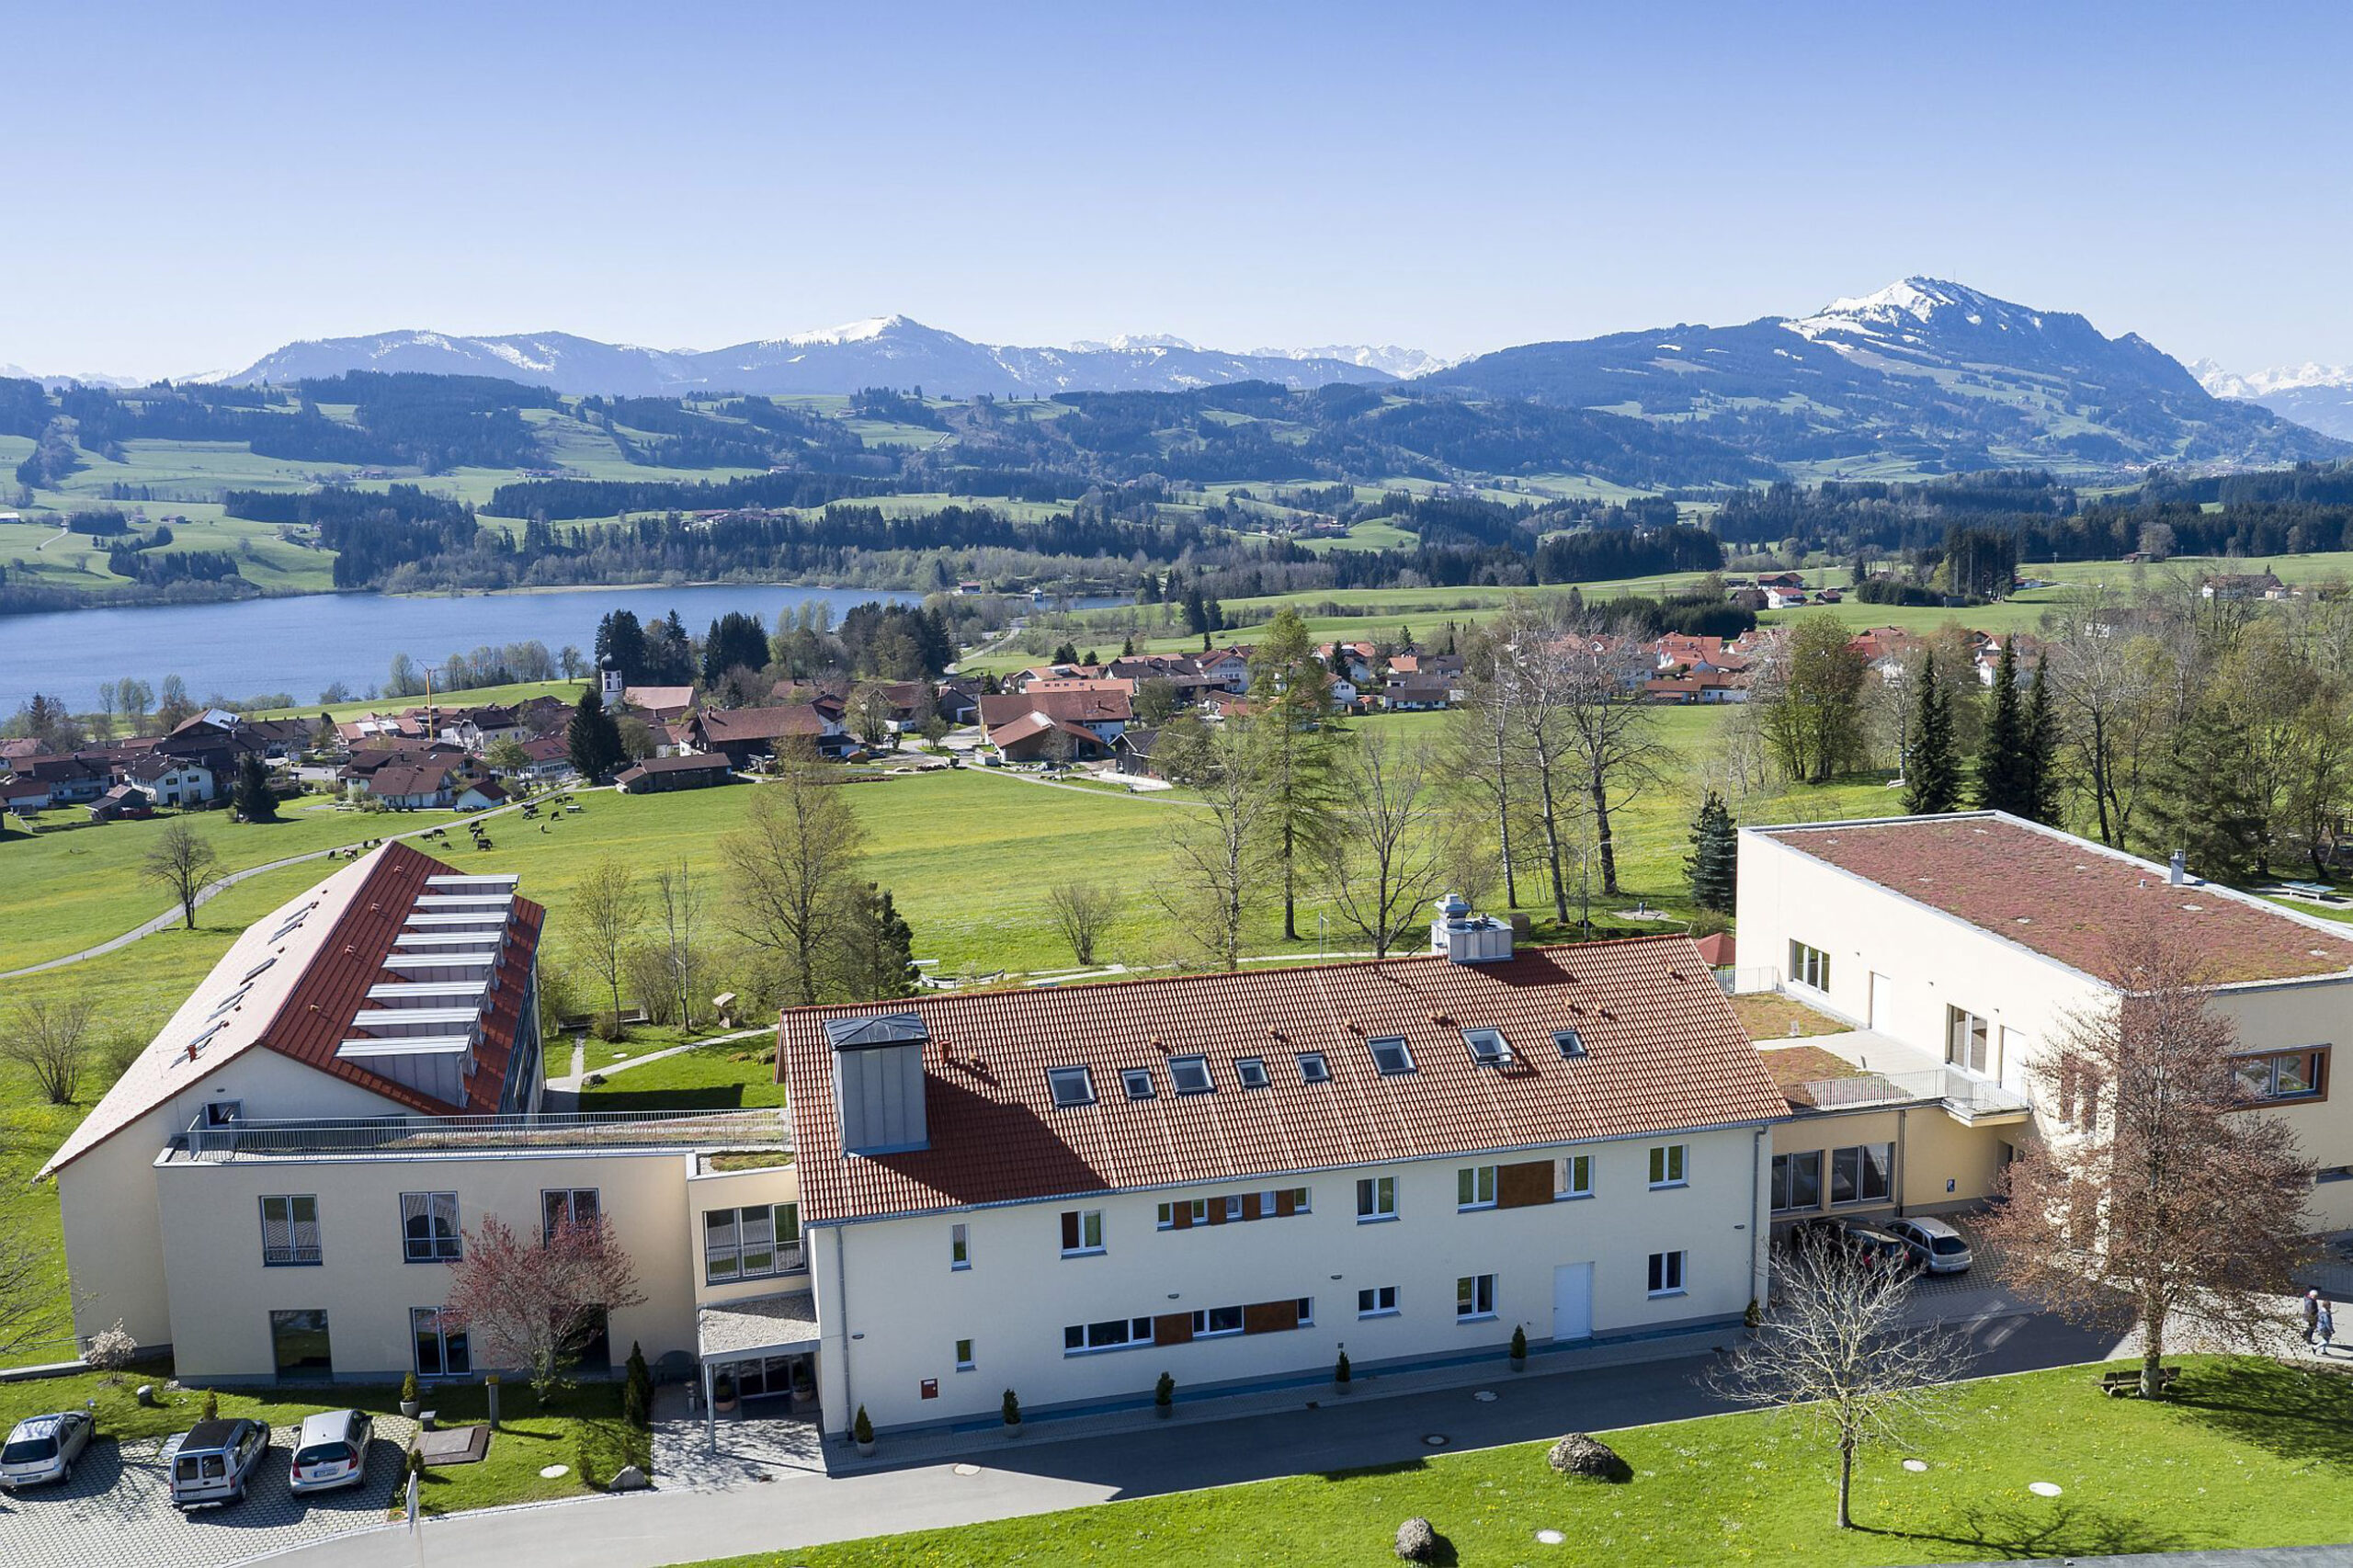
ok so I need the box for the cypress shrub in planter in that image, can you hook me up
[400,1371,421,1419]
[1154,1372,1175,1418]
[852,1404,875,1457]
[1002,1388,1022,1437]
[1335,1350,1353,1394]
[1509,1324,1529,1371]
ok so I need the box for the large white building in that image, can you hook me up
[781,921,1790,1438]
[1739,812,2353,1230]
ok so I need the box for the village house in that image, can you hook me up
[692,703,847,767]
[358,762,461,811]
[615,754,739,794]
[127,752,217,807]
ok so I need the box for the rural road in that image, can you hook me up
[0,796,538,982]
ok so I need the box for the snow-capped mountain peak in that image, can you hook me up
[1069,333,1198,354]
[2193,357,2353,399]
[1251,344,1462,379]
[776,314,905,348]
[1786,277,2017,342]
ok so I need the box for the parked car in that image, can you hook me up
[164,1418,269,1507]
[1836,1220,1919,1276]
[1,1411,95,1489]
[1886,1216,1974,1275]
[288,1408,372,1494]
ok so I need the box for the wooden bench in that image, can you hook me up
[2098,1366,2180,1397]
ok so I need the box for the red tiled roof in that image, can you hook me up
[1760,813,2353,984]
[781,937,1790,1225]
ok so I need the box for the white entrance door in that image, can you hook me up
[1552,1262,1594,1342]
[1869,972,1893,1032]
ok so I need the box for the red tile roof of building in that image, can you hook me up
[780,936,1789,1224]
[1757,812,2353,984]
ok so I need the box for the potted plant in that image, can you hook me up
[400,1371,422,1419]
[1335,1351,1353,1395]
[1002,1388,1022,1437]
[852,1405,876,1458]
[200,1390,219,1423]
[1154,1372,1175,1419]
[1509,1324,1529,1373]
[712,1373,737,1414]
[1744,1297,1764,1333]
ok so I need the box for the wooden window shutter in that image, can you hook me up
[1153,1312,1194,1346]
[1170,1203,1193,1231]
[1273,1188,1297,1218]
[1240,1193,1263,1221]
[1243,1299,1299,1335]
[1060,1211,1080,1251]
[1497,1159,1556,1210]
[1206,1199,1228,1226]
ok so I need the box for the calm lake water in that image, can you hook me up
[0,584,936,711]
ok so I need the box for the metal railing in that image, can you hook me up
[1791,1066,2031,1119]
[184,1108,791,1159]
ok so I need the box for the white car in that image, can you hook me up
[288,1408,373,1494]
[2,1411,96,1489]
[1886,1215,1974,1275]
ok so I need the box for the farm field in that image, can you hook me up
[688,1357,2353,1568]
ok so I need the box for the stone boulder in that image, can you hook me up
[608,1464,649,1492]
[1547,1432,1631,1483]
[1394,1517,1438,1562]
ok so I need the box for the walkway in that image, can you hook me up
[546,1026,776,1094]
[1,798,536,980]
[241,1307,2119,1568]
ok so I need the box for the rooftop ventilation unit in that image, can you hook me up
[1430,892,1514,964]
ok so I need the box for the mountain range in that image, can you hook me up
[2193,358,2353,442]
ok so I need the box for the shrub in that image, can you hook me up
[401,1370,419,1405]
[1335,1350,1351,1384]
[1547,1431,1632,1483]
[200,1391,219,1423]
[1002,1388,1021,1426]
[85,1319,138,1372]
[388,1446,428,1510]
[1745,1297,1764,1329]
[1510,1324,1529,1360]
[1395,1517,1438,1562]
[624,1341,653,1429]
[1154,1371,1175,1408]
[853,1405,874,1444]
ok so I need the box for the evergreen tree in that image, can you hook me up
[593,609,647,683]
[836,883,919,1000]
[1903,652,1961,814]
[1051,641,1080,665]
[1247,607,1347,941]
[2024,656,2060,825]
[1973,638,2030,813]
[1181,584,1208,636]
[1685,791,1737,914]
[2145,703,2269,881]
[231,752,278,822]
[1120,635,1135,657]
[567,687,624,782]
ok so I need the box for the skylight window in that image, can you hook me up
[1463,1028,1512,1067]
[1297,1051,1332,1084]
[1120,1067,1155,1101]
[1369,1037,1416,1076]
[1047,1066,1097,1108]
[208,986,252,1019]
[1555,1027,1586,1059]
[1169,1055,1213,1095]
[240,957,277,984]
[1233,1056,1270,1089]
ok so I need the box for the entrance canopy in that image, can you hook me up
[698,1290,820,1364]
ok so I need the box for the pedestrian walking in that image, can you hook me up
[2304,1289,2323,1344]
[2320,1299,2337,1357]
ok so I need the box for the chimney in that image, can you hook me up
[2168,849,2187,887]
[824,1013,931,1155]
[1430,892,1514,964]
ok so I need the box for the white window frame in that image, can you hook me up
[1648,1143,1688,1189]
[1190,1304,1245,1338]
[1555,1153,1594,1200]
[1369,1036,1416,1076]
[1061,1209,1106,1256]
[1357,1176,1397,1222]
[1357,1285,1399,1318]
[953,1337,975,1370]
[1647,1249,1687,1298]
[1946,1006,1992,1074]
[1463,1028,1512,1066]
[1063,1315,1155,1355]
[399,1192,461,1263]
[1456,1273,1496,1322]
[1790,939,1831,992]
[1457,1165,1498,1210]
[950,1222,971,1270]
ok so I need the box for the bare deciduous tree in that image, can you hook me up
[722,742,869,1006]
[1319,731,1449,957]
[0,1229,59,1361]
[1553,624,1670,897]
[1046,881,1120,967]
[1710,1242,1974,1530]
[1978,925,2313,1399]
[142,821,221,931]
[1155,719,1271,971]
[5,997,95,1106]
[568,856,642,1037]
[1449,625,1523,909]
[653,857,707,1028]
[440,1212,646,1400]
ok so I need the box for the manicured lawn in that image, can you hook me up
[579,1039,786,1113]
[0,1369,639,1517]
[248,677,590,722]
[681,1358,2353,1567]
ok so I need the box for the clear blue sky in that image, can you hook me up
[9,2,2351,379]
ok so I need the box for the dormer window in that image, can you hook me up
[1047,1065,1097,1108]
[1368,1036,1415,1076]
[1463,1028,1511,1067]
[1297,1051,1331,1084]
[1120,1067,1155,1101]
[1233,1056,1270,1088]
[1169,1055,1213,1095]
[1554,1027,1586,1059]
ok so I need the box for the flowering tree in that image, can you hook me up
[1979,925,2313,1398]
[441,1213,646,1399]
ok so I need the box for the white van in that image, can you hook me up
[164,1419,268,1507]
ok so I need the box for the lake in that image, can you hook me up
[0,584,933,711]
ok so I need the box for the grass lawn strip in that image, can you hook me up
[679,1357,2353,1567]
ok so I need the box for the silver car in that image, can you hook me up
[288,1408,372,1494]
[1887,1215,1974,1274]
[1,1411,95,1489]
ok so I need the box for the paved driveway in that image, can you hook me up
[0,1416,415,1568]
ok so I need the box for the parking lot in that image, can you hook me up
[0,1415,417,1568]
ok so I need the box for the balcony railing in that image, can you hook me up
[1790,1066,2032,1120]
[182,1108,791,1160]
